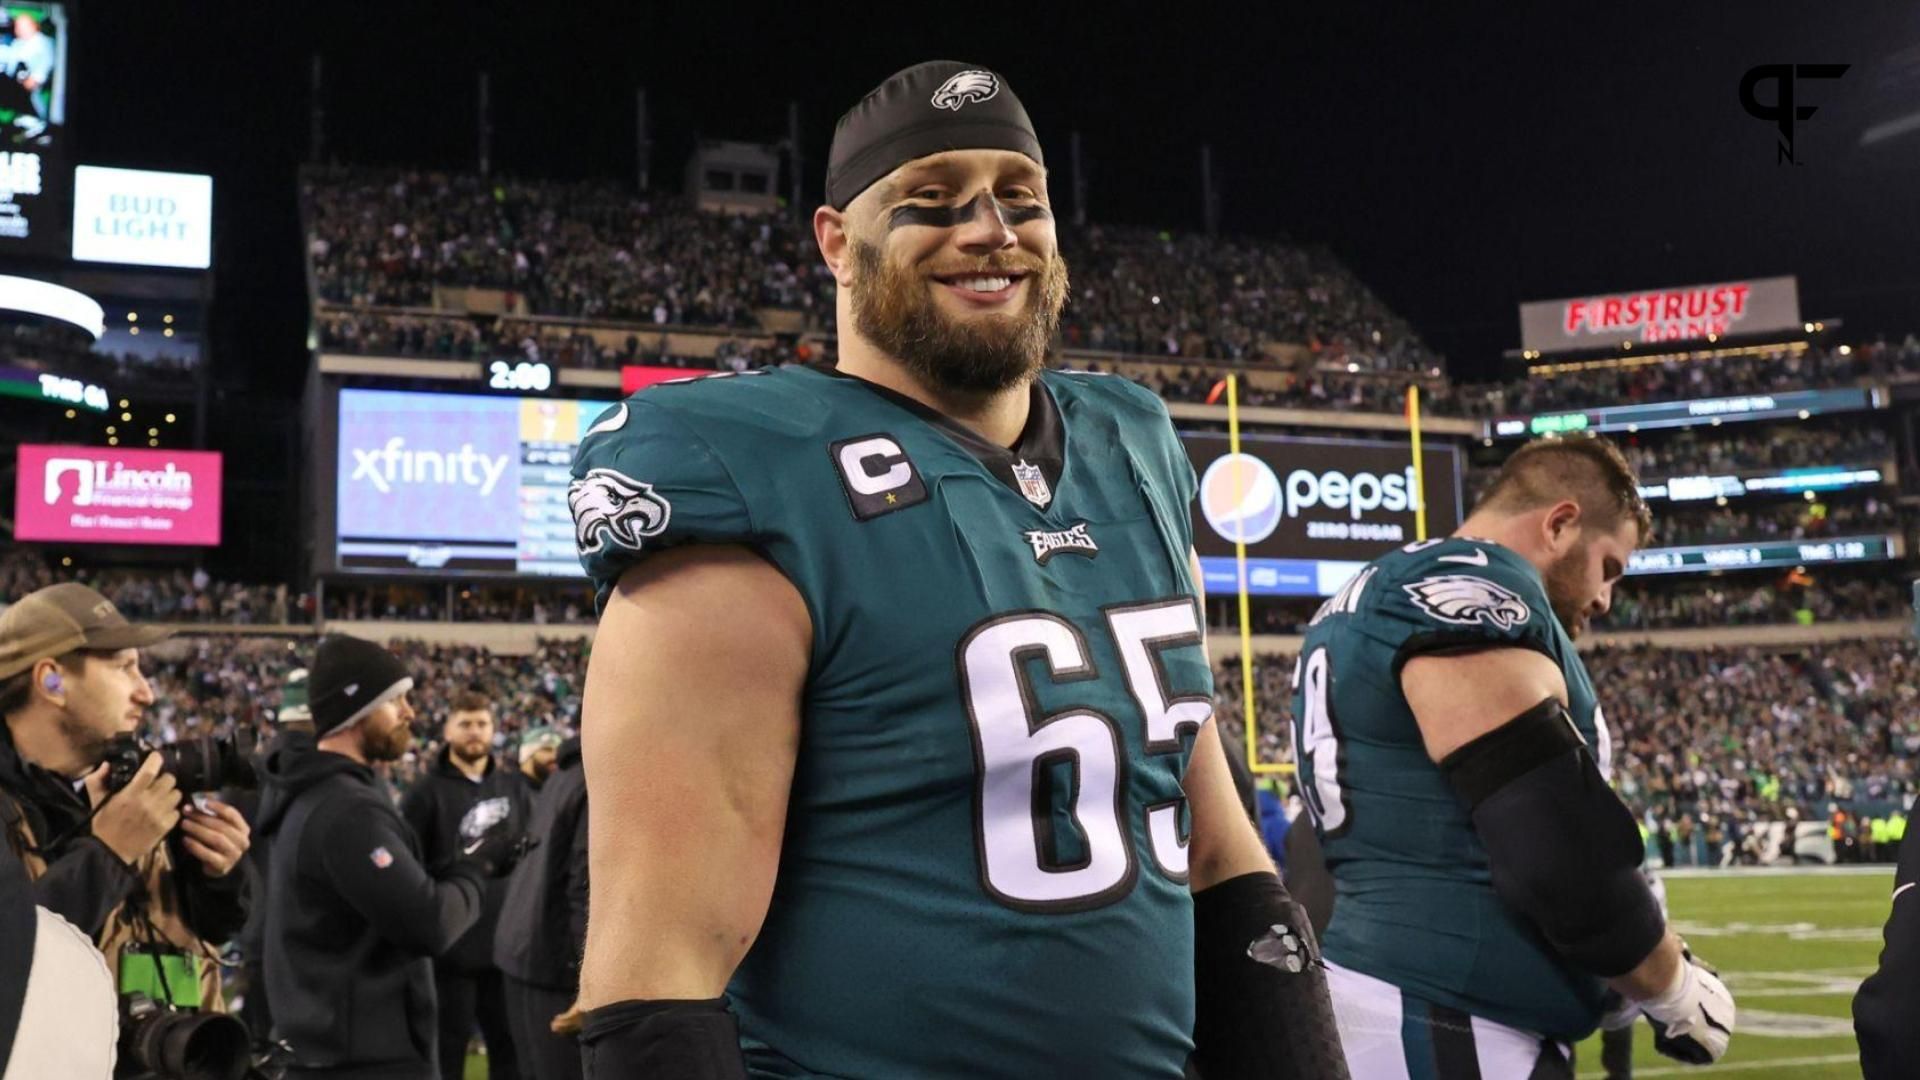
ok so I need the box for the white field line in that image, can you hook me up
[1575,1052,1860,1078]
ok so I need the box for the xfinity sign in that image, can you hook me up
[349,437,510,497]
[71,165,213,269]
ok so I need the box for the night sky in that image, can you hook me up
[72,2,1920,400]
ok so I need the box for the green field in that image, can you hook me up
[1571,867,1894,1079]
[462,868,1898,1079]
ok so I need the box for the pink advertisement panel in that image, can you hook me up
[14,445,222,546]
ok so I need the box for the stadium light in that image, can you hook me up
[165,413,176,423]
[107,436,117,445]
[1838,344,1852,356]
[64,409,74,419]
[1804,322,1815,333]
[0,276,107,339]
[126,312,136,322]
[129,327,139,335]
[163,314,173,324]
[105,426,115,435]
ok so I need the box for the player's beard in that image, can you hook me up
[849,239,1068,397]
[1543,539,1593,639]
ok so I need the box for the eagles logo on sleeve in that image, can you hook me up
[569,467,672,555]
[929,69,1000,111]
[1403,574,1532,631]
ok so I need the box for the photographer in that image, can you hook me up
[0,584,253,1049]
[258,636,522,1080]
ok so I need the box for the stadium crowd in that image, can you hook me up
[303,168,833,326]
[1621,424,1895,479]
[1649,496,1901,548]
[0,320,198,388]
[0,549,311,624]
[1597,574,1911,631]
[303,167,1442,368]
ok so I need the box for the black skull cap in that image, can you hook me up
[826,61,1044,211]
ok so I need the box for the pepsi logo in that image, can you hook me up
[1200,453,1282,544]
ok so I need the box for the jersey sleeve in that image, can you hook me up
[1352,545,1559,676]
[568,397,755,611]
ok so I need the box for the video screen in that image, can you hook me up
[0,2,68,255]
[334,388,617,576]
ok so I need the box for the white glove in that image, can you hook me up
[1639,946,1736,1064]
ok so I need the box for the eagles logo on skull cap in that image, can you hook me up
[826,60,1044,211]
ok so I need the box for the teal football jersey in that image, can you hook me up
[570,366,1212,1079]
[1290,536,1614,1041]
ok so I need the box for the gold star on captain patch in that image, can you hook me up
[885,493,898,504]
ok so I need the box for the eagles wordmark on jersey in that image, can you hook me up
[569,365,1214,1079]
[1292,535,1614,1041]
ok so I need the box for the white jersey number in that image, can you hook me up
[959,600,1211,911]
[1291,646,1350,834]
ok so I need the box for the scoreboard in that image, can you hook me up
[331,388,616,576]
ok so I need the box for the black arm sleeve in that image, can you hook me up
[170,833,252,945]
[1855,831,1920,1078]
[1442,697,1665,978]
[31,835,139,937]
[1191,871,1350,1079]
[314,800,484,957]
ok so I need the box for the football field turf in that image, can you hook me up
[1571,866,1894,1079]
[463,866,1899,1080]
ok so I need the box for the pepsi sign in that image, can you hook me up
[1183,432,1463,567]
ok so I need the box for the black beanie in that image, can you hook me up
[826,60,1043,211]
[309,635,414,738]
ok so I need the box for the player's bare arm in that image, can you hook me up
[577,544,809,1006]
[1404,645,1734,1063]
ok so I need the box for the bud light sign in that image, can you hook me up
[70,165,214,269]
[1184,432,1462,596]
[15,445,223,545]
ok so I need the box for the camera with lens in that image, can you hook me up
[102,729,259,794]
[119,990,255,1080]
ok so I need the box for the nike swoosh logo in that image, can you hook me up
[1700,1005,1731,1036]
[585,403,629,439]
[463,838,485,856]
[1438,549,1489,566]
[1895,882,1916,901]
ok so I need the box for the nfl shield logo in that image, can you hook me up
[1012,459,1052,508]
[369,846,394,869]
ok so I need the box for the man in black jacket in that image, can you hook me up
[403,689,530,1080]
[0,583,251,1027]
[495,734,587,1080]
[259,636,519,1080]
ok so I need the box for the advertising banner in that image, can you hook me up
[70,165,213,269]
[15,444,221,545]
[1183,431,1462,597]
[1519,276,1800,355]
